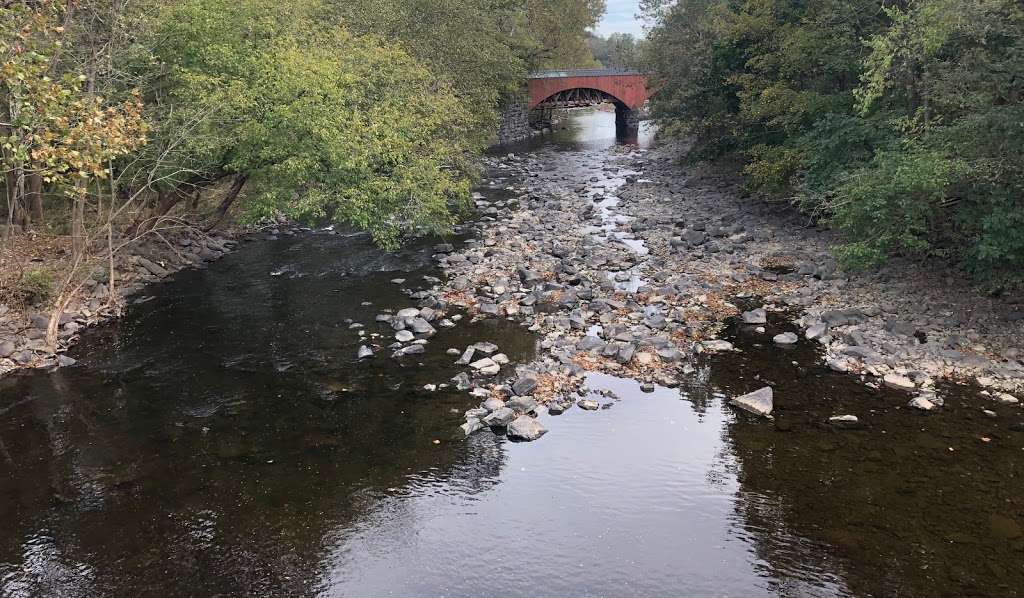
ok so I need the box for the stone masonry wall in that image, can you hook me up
[496,90,531,145]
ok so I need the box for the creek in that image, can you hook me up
[1,109,1021,597]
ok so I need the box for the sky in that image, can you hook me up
[595,0,646,38]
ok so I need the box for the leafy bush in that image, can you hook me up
[643,0,1024,285]
[17,269,55,305]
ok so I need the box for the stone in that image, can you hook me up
[616,343,636,364]
[577,398,600,410]
[883,373,916,391]
[136,257,169,277]
[994,392,1019,405]
[907,396,937,411]
[729,387,774,417]
[773,332,798,345]
[396,307,420,318]
[512,374,539,396]
[56,354,77,367]
[742,308,767,325]
[805,323,827,340]
[482,397,505,412]
[701,340,734,352]
[0,340,15,358]
[470,342,499,354]
[456,347,475,365]
[392,344,425,358]
[408,318,436,335]
[461,419,485,436]
[821,308,868,327]
[507,395,538,413]
[483,407,516,427]
[395,330,415,343]
[507,415,547,441]
[829,415,859,428]
[451,372,472,390]
[469,358,500,376]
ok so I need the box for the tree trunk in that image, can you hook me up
[205,175,248,231]
[27,173,44,226]
[71,182,87,262]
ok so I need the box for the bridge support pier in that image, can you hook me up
[614,103,640,130]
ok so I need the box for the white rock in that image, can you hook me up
[729,387,773,417]
[883,373,916,391]
[907,397,937,411]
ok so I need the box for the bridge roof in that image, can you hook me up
[528,68,642,79]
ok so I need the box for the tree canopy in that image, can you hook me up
[642,0,1024,287]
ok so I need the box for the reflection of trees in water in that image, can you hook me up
[0,346,510,596]
[708,338,1024,597]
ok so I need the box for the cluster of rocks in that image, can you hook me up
[431,138,1022,438]
[0,222,294,377]
[612,141,1023,404]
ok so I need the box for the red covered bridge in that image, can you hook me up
[528,69,648,127]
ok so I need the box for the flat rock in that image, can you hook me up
[883,373,916,391]
[908,396,937,411]
[773,332,798,345]
[577,398,600,410]
[483,407,516,427]
[729,386,774,417]
[512,374,538,396]
[507,395,538,413]
[469,357,500,375]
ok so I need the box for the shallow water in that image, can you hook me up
[1,109,1022,598]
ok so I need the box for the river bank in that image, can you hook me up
[0,223,288,377]
[435,130,1022,439]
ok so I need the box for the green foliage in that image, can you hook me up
[150,0,476,247]
[587,32,643,69]
[17,268,54,304]
[643,0,1024,284]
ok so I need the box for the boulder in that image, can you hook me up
[483,407,516,427]
[461,419,485,436]
[507,415,547,441]
[512,374,539,396]
[729,386,774,417]
[741,308,767,325]
[577,398,600,410]
[773,332,798,345]
[507,395,539,413]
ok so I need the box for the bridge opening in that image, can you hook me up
[526,69,647,140]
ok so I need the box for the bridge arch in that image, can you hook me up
[527,69,647,111]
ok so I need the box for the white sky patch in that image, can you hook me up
[595,0,646,37]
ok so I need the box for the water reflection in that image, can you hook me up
[1,109,1021,598]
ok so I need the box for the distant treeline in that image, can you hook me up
[642,0,1024,287]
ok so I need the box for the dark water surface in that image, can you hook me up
[2,109,1022,597]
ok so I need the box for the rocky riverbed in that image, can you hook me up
[379,136,1024,439]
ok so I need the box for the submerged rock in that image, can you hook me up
[729,386,774,417]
